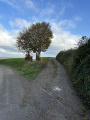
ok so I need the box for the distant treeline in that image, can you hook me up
[56,36,90,107]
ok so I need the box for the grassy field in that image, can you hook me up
[0,57,51,80]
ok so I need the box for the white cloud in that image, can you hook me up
[0,20,81,58]
[0,50,24,58]
[31,16,39,22]
[9,18,31,29]
[0,0,37,12]
[0,48,6,53]
[0,23,21,57]
[0,24,5,31]
[40,8,54,17]
[59,19,76,29]
[0,23,26,58]
[40,3,55,18]
[56,16,82,30]
[74,16,82,21]
[0,24,14,47]
[58,1,73,16]
[39,22,81,57]
[25,0,37,11]
[43,22,81,57]
[11,30,20,35]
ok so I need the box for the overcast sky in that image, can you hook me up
[0,0,90,58]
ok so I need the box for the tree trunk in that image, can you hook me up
[36,52,41,61]
[25,52,33,61]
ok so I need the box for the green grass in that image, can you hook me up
[0,57,52,80]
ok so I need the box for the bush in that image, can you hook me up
[56,49,75,63]
[56,49,75,74]
[72,38,90,71]
[56,37,90,106]
[73,55,90,104]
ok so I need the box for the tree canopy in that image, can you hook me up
[30,22,53,53]
[16,22,53,61]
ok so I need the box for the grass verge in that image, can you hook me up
[0,57,52,80]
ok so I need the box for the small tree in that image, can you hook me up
[30,22,53,61]
[16,28,33,61]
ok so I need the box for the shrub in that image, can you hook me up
[56,49,75,63]
[56,37,90,106]
[73,55,90,104]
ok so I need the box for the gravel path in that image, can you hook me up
[0,59,84,120]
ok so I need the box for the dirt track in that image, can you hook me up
[0,59,84,120]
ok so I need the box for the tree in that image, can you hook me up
[77,36,87,47]
[30,22,53,61]
[16,22,53,61]
[16,28,33,61]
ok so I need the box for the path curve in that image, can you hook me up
[0,59,84,120]
[22,59,84,120]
